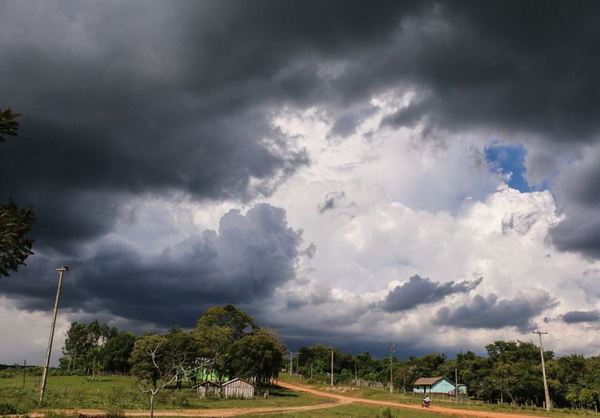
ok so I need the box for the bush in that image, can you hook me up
[0,401,27,415]
[378,407,395,418]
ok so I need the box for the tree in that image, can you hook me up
[0,201,34,277]
[0,108,19,142]
[60,320,115,373]
[0,108,34,278]
[130,334,179,418]
[229,328,285,386]
[101,332,136,373]
[194,305,256,380]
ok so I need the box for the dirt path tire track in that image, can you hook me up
[277,381,548,418]
[27,397,347,418]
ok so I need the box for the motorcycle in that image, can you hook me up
[422,398,431,408]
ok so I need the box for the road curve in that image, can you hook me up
[277,381,548,418]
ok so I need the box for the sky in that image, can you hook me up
[2,0,600,365]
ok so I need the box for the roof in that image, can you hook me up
[413,376,447,386]
[221,377,253,387]
[192,380,221,388]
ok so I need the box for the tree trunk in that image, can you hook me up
[149,393,155,418]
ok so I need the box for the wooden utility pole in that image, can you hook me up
[289,351,293,375]
[330,350,334,387]
[389,343,396,393]
[22,360,26,388]
[533,331,551,411]
[455,367,459,402]
[39,266,68,405]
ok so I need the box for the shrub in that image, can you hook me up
[0,401,27,415]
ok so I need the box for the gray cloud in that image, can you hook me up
[381,275,482,312]
[0,204,302,327]
[2,0,599,256]
[317,191,346,214]
[562,310,600,324]
[433,291,557,331]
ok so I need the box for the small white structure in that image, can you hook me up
[221,378,255,399]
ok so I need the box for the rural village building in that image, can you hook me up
[193,378,255,399]
[413,376,467,395]
[193,381,221,398]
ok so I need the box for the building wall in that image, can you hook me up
[413,378,457,394]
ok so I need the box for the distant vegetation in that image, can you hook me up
[295,341,600,410]
[58,304,284,388]
[6,304,597,414]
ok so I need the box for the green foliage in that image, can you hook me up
[194,304,257,380]
[0,108,19,142]
[0,200,34,277]
[229,328,285,386]
[0,400,27,415]
[102,332,136,372]
[60,320,122,373]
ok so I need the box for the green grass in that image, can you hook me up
[0,374,331,413]
[248,404,454,417]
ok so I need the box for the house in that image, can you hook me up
[221,378,255,399]
[413,376,467,395]
[193,381,221,398]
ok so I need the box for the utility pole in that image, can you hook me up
[330,350,334,387]
[455,367,458,403]
[289,351,293,375]
[39,266,68,406]
[22,360,26,388]
[389,343,396,393]
[533,331,551,411]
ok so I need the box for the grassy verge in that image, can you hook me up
[248,404,455,417]
[0,375,331,413]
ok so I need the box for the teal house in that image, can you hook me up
[413,376,467,395]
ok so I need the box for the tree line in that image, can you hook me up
[59,305,285,387]
[60,306,600,411]
[296,340,600,410]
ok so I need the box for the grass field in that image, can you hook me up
[0,374,331,413]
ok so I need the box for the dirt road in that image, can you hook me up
[28,383,546,418]
[277,381,547,418]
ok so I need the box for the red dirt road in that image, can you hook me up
[277,381,548,418]
[27,383,547,418]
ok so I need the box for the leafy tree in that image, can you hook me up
[194,305,255,379]
[229,328,285,386]
[0,108,34,278]
[101,332,136,373]
[130,334,178,418]
[60,320,115,373]
[0,108,19,142]
[0,201,34,277]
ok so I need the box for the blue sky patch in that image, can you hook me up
[484,143,531,192]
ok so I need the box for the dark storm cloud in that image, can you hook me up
[1,204,302,327]
[2,0,600,255]
[549,148,600,258]
[433,291,556,331]
[562,310,600,324]
[381,275,481,312]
